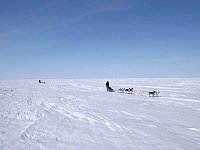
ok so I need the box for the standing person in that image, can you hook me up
[105,81,114,92]
[106,81,109,87]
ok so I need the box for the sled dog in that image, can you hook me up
[149,91,160,97]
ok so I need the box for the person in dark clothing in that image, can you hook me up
[106,81,114,92]
[106,81,109,87]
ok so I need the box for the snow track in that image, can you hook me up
[0,79,200,150]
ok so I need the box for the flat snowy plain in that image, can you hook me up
[0,78,200,150]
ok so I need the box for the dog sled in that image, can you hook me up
[105,81,160,97]
[106,81,134,94]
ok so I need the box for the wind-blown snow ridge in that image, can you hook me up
[0,79,200,150]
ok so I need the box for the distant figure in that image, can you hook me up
[106,81,114,92]
[39,80,45,83]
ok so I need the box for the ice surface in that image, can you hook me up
[0,79,200,150]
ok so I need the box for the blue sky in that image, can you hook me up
[0,0,200,79]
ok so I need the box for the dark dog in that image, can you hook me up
[118,88,134,94]
[149,91,160,97]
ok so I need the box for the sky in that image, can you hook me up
[0,0,200,79]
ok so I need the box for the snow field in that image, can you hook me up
[0,79,200,150]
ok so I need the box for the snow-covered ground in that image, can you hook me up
[0,79,200,150]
